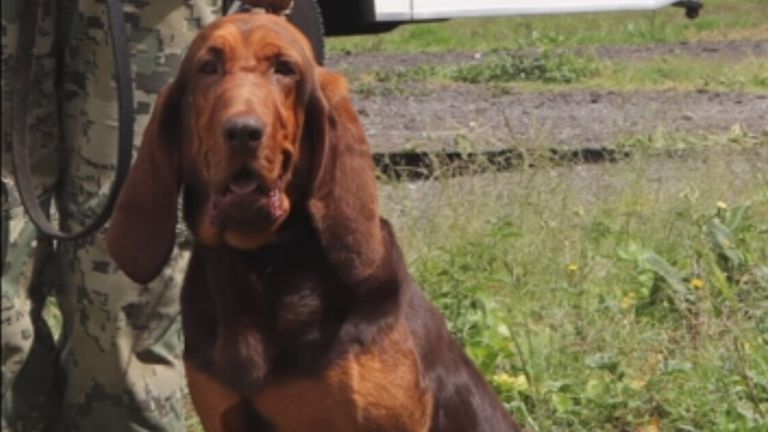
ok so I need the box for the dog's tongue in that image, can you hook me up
[228,173,260,194]
[209,175,284,225]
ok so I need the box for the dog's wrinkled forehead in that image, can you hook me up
[187,14,314,69]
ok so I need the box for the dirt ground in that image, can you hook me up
[326,40,768,152]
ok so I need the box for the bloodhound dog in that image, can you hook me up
[107,13,520,432]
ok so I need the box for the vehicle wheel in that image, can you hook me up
[288,0,325,64]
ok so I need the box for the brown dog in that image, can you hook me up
[107,13,521,432]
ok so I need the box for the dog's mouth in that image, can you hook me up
[208,167,287,227]
[228,168,264,194]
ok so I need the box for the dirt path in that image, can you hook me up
[325,40,768,152]
[354,88,767,152]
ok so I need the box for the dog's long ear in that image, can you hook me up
[305,69,385,283]
[106,81,185,285]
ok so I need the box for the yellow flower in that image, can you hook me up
[716,201,728,210]
[637,417,662,432]
[620,292,637,310]
[493,372,529,391]
[627,378,647,390]
[690,277,705,289]
[493,372,513,385]
[567,264,579,273]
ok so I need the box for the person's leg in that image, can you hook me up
[54,1,221,430]
[1,1,64,431]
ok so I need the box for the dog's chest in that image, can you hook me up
[271,273,331,331]
[219,248,342,332]
[250,322,433,432]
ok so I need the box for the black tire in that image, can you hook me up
[288,0,325,64]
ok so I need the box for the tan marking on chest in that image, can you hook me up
[250,321,433,431]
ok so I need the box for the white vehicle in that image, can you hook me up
[370,0,701,21]
[277,0,703,61]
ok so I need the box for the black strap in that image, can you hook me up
[12,0,134,241]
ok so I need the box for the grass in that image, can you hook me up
[348,52,768,95]
[328,0,768,55]
[380,138,768,431]
[595,55,768,92]
[335,0,768,95]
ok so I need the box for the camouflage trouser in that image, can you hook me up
[1,1,222,431]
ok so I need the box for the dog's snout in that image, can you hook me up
[222,116,265,154]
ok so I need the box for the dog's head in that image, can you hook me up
[107,14,383,285]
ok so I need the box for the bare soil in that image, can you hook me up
[326,40,768,153]
[354,87,767,152]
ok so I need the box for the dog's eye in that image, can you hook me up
[199,59,220,75]
[274,59,296,77]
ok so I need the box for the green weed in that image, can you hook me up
[349,54,768,93]
[448,49,599,84]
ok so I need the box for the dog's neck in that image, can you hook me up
[230,209,319,262]
[184,215,407,392]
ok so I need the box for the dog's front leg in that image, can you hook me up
[186,362,272,432]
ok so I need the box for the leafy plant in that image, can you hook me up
[448,49,599,84]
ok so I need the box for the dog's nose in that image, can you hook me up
[222,116,265,154]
